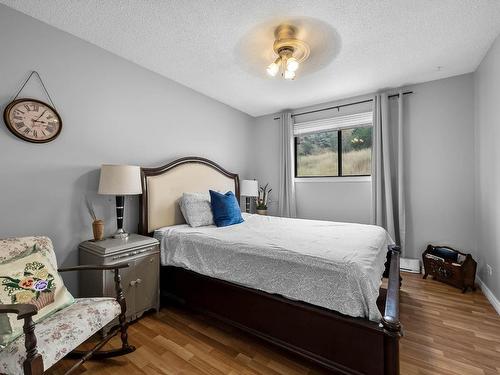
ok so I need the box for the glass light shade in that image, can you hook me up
[266,62,279,77]
[240,180,259,197]
[286,57,299,72]
[284,70,296,80]
[98,165,142,195]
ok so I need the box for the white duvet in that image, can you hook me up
[154,213,394,321]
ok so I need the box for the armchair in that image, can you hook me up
[0,237,135,375]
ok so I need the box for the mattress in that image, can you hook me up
[154,213,394,321]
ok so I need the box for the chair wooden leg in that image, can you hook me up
[68,345,135,360]
[66,324,135,362]
[115,269,134,352]
[65,327,135,374]
[63,268,136,374]
[22,315,44,375]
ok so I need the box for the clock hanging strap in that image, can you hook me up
[12,71,57,110]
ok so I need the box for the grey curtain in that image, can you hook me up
[278,112,297,218]
[372,92,406,253]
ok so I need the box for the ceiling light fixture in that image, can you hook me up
[266,25,310,80]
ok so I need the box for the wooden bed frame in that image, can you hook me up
[139,156,402,375]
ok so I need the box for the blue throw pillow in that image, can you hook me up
[209,190,244,227]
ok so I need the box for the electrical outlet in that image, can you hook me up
[486,264,493,277]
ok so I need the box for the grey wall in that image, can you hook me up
[0,5,254,293]
[252,114,282,215]
[252,74,476,260]
[474,33,500,300]
[403,74,475,260]
[296,180,372,223]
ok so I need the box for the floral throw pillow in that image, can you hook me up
[0,237,74,348]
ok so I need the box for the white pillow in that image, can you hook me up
[179,192,214,227]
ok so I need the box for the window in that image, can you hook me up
[294,112,372,178]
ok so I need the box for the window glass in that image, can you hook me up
[296,131,338,177]
[341,127,372,176]
[295,126,372,177]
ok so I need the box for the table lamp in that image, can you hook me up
[98,164,142,239]
[240,179,258,213]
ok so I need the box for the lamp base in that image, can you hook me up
[113,196,128,239]
[112,228,129,239]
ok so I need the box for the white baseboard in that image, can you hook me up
[477,277,500,315]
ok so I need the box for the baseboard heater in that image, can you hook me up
[400,258,421,273]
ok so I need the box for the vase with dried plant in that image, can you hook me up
[87,199,104,241]
[256,183,272,215]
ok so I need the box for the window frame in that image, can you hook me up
[294,127,372,179]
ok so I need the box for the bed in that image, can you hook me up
[139,156,402,375]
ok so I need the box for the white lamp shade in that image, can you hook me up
[98,165,142,195]
[240,180,258,197]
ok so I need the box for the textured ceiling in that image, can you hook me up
[2,0,500,116]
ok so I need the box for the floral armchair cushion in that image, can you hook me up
[0,236,74,348]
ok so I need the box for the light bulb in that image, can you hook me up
[266,62,279,77]
[284,70,295,80]
[286,57,299,72]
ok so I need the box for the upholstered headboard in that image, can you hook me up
[139,157,240,235]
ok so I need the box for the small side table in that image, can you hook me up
[79,234,160,322]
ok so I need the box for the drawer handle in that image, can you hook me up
[136,278,142,285]
[112,253,131,260]
[112,248,151,260]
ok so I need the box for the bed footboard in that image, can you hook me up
[160,245,402,375]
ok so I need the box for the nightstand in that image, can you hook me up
[79,234,160,322]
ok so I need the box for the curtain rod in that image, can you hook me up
[273,91,413,120]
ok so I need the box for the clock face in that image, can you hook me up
[3,98,62,143]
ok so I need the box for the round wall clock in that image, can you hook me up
[3,98,62,143]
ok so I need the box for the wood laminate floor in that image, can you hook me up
[49,273,500,375]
